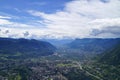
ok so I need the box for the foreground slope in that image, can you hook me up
[83,41,120,80]
[99,41,120,65]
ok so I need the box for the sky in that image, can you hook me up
[0,0,120,39]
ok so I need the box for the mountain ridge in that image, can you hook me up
[0,38,56,58]
[67,38,120,53]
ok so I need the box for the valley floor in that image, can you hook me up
[0,55,120,80]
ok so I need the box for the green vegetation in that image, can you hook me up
[83,63,120,80]
[99,42,120,65]
[57,63,73,67]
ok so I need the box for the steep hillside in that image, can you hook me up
[0,38,56,58]
[99,42,120,65]
[68,38,120,53]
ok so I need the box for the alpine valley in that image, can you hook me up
[0,38,120,80]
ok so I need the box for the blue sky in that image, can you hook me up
[0,0,71,15]
[0,0,120,39]
[0,0,71,23]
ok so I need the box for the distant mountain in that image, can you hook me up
[99,42,120,65]
[41,39,73,47]
[67,38,120,53]
[0,38,56,58]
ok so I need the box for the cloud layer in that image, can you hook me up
[0,0,120,39]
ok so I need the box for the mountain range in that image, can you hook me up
[0,38,56,59]
[67,38,120,53]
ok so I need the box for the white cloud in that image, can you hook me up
[0,19,12,25]
[1,0,120,39]
[27,0,120,38]
[0,16,11,19]
[0,18,37,28]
